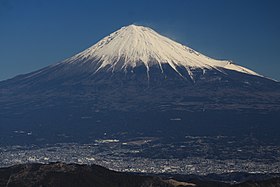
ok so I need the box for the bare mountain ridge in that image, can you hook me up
[1,162,280,187]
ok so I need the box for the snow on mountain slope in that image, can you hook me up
[63,24,260,79]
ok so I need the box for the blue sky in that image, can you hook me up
[0,0,279,80]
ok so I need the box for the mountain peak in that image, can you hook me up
[123,24,149,30]
[63,25,260,78]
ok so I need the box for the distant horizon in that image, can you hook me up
[0,0,279,81]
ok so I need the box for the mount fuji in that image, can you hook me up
[1,25,280,145]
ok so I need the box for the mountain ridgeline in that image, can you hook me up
[1,162,280,187]
[0,25,280,145]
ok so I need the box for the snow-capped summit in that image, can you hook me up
[63,24,259,78]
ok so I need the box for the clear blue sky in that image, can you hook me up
[0,0,279,80]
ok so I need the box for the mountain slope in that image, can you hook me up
[0,25,279,145]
